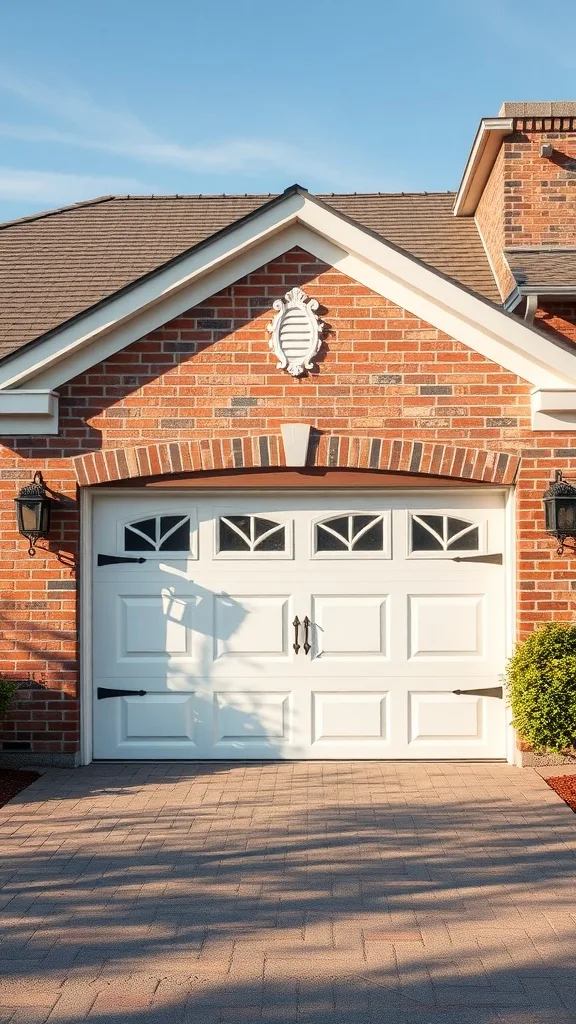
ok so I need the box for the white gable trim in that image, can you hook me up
[2,190,576,433]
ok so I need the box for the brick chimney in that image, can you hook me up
[455,102,576,302]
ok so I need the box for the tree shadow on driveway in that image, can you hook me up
[0,761,575,1023]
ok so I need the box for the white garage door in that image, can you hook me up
[91,490,507,760]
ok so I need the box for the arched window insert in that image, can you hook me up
[124,514,192,553]
[315,514,386,553]
[218,515,287,553]
[410,514,479,553]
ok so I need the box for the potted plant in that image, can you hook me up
[505,622,576,765]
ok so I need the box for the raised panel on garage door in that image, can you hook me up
[311,595,389,658]
[93,579,216,681]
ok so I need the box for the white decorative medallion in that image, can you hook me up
[267,287,324,377]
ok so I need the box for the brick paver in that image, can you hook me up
[0,761,575,1023]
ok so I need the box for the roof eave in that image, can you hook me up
[454,117,514,217]
[504,283,576,315]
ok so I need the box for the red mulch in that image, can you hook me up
[0,769,40,808]
[545,773,576,813]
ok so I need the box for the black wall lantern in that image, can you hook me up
[543,470,576,554]
[14,471,52,556]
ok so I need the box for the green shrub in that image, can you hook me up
[505,622,576,753]
[0,678,17,719]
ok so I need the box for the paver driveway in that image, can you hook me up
[0,762,575,1024]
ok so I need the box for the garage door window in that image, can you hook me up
[314,513,390,557]
[216,514,289,557]
[410,513,479,554]
[123,513,193,554]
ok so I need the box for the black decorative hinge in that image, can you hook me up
[97,555,147,566]
[453,686,503,699]
[97,687,147,700]
[452,553,503,564]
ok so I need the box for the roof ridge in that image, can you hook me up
[320,191,457,197]
[0,194,117,231]
[101,190,459,199]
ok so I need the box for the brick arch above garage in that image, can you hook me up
[73,435,520,486]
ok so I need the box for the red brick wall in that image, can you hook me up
[1,246,575,760]
[505,120,576,248]
[536,300,576,346]
[475,145,515,300]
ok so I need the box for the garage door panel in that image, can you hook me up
[408,691,482,742]
[312,691,388,743]
[311,595,389,658]
[94,581,211,676]
[213,690,292,746]
[92,691,198,759]
[408,593,484,659]
[120,594,191,657]
[213,594,291,660]
[122,693,197,742]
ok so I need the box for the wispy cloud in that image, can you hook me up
[0,71,348,183]
[0,168,145,203]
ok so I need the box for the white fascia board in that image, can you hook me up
[295,202,576,389]
[531,388,576,430]
[0,191,306,391]
[0,389,59,434]
[454,118,514,217]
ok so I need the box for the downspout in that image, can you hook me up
[524,294,538,324]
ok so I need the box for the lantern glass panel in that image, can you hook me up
[557,501,576,532]
[19,501,40,533]
[40,501,51,533]
[544,500,556,532]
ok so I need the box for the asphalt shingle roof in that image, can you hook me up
[0,191,501,361]
[505,248,576,289]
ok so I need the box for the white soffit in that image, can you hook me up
[1,189,576,408]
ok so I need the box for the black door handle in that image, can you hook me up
[293,616,301,654]
[303,616,311,655]
[97,555,147,566]
[97,687,147,700]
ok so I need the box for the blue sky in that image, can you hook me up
[1,0,576,222]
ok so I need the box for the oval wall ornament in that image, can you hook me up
[267,287,324,377]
